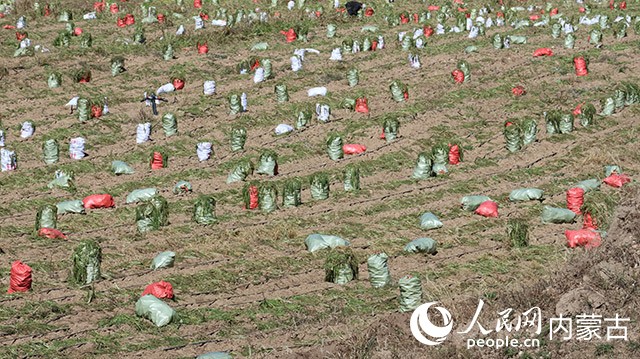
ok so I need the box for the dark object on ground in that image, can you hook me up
[345,1,363,16]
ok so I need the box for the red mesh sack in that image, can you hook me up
[343,144,367,155]
[573,103,583,116]
[413,13,419,23]
[93,1,105,12]
[110,3,119,13]
[371,41,378,51]
[423,26,434,38]
[197,42,208,54]
[172,78,185,90]
[403,91,409,100]
[83,194,115,209]
[451,69,464,84]
[428,5,440,11]
[609,0,615,9]
[550,8,558,16]
[280,28,297,43]
[574,57,588,77]
[620,1,627,9]
[529,14,540,21]
[566,187,584,215]
[379,129,385,140]
[194,0,202,8]
[400,14,409,24]
[3,25,16,29]
[448,144,460,165]
[8,261,32,294]
[157,14,165,23]
[151,152,165,170]
[38,228,67,239]
[44,5,52,16]
[603,173,631,188]
[116,17,126,27]
[247,185,259,210]
[142,281,174,299]
[91,105,102,118]
[512,86,526,96]
[250,59,260,71]
[16,31,27,41]
[475,201,499,217]
[355,98,369,113]
[566,229,601,248]
[124,14,135,25]
[583,212,597,230]
[579,7,586,13]
[73,27,83,36]
[533,48,553,57]
[200,12,209,21]
[364,7,374,17]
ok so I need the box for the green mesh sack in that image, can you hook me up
[70,240,102,285]
[398,275,422,312]
[541,206,576,224]
[389,80,407,102]
[522,118,538,146]
[35,204,57,231]
[226,159,253,184]
[327,23,337,38]
[112,160,134,175]
[412,152,434,180]
[575,179,601,193]
[367,253,391,288]
[259,183,278,213]
[340,97,356,110]
[551,22,561,38]
[326,134,344,161]
[419,213,443,230]
[362,37,371,51]
[111,57,125,77]
[274,84,289,103]
[136,202,158,233]
[492,33,503,49]
[465,45,479,54]
[577,103,595,127]
[624,83,640,106]
[305,234,350,252]
[256,150,278,176]
[126,188,158,204]
[230,126,247,152]
[79,33,92,48]
[193,195,216,225]
[461,195,491,212]
[383,117,399,143]
[347,68,359,87]
[324,248,358,285]
[508,36,527,45]
[135,27,146,44]
[57,200,85,215]
[151,251,175,270]
[310,173,330,200]
[564,33,575,49]
[77,98,90,122]
[262,59,273,79]
[47,73,62,89]
[58,10,72,22]
[600,97,615,116]
[431,143,449,165]
[229,94,242,114]
[589,29,602,46]
[613,22,627,39]
[135,295,176,327]
[163,43,174,60]
[162,113,178,137]
[282,178,302,208]
[48,170,76,192]
[295,108,312,129]
[53,31,70,47]
[401,36,412,51]
[42,139,59,164]
[457,60,471,82]
[544,111,561,135]
[342,38,353,53]
[613,87,626,111]
[404,237,437,254]
[558,113,574,134]
[509,188,544,202]
[599,15,609,30]
[173,180,192,194]
[343,165,360,192]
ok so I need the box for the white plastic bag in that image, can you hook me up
[241,92,248,112]
[316,104,330,122]
[287,0,294,10]
[291,56,302,72]
[274,124,294,135]
[69,137,86,160]
[352,40,360,53]
[253,67,265,83]
[0,130,4,147]
[0,148,16,172]
[412,28,423,40]
[466,18,473,31]
[176,25,185,35]
[293,48,305,61]
[377,36,385,49]
[194,16,204,30]
[16,16,26,29]
[334,0,339,8]
[203,80,216,95]
[83,12,97,20]
[436,24,445,35]
[468,26,479,38]
[102,98,109,115]
[398,32,406,41]
[156,83,175,95]
[330,48,342,61]
[65,96,79,108]
[211,19,227,26]
[409,53,421,69]
[308,87,327,97]
[136,123,151,144]
[196,142,212,161]
[19,38,31,49]
[20,122,34,139]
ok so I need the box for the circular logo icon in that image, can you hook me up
[410,302,454,346]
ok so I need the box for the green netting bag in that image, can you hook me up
[310,173,330,200]
[112,160,134,175]
[256,150,278,176]
[431,143,449,166]
[193,195,217,225]
[362,37,371,52]
[401,36,412,51]
[508,36,527,45]
[461,195,491,212]
[48,170,75,192]
[53,31,70,47]
[274,84,289,103]
[522,118,538,146]
[340,98,356,110]
[600,97,615,116]
[35,204,57,231]
[70,240,102,285]
[42,139,59,164]
[613,22,627,39]
[465,45,479,54]
[398,275,422,312]
[327,24,337,38]
[79,33,92,48]
[347,68,359,87]
[404,237,437,254]
[135,295,176,327]
[259,183,278,213]
[151,251,175,270]
[343,165,360,192]
[383,117,399,143]
[367,253,391,288]
[136,202,158,233]
[624,83,640,106]
[127,188,158,204]
[226,159,254,184]
[305,234,350,252]
[324,248,358,284]
[56,200,85,215]
[77,98,90,122]
[412,152,434,180]
[575,179,601,193]
[163,43,174,60]
[282,178,302,208]
[564,33,575,49]
[599,15,609,30]
[613,87,626,112]
[295,108,312,129]
[504,121,523,152]
[509,188,544,202]
[342,38,353,53]
[13,46,33,58]
[589,29,602,46]
[230,126,247,152]
[541,206,576,224]
[197,351,232,358]
[492,33,503,49]
[419,212,443,230]
[229,94,242,114]
[558,113,574,134]
[262,59,273,79]
[47,73,62,89]
[457,60,471,82]
[326,134,344,161]
[162,113,178,137]
[389,80,407,102]
[578,103,596,127]
[111,57,125,77]
[544,111,561,135]
[173,180,192,194]
[551,22,561,38]
[135,27,146,44]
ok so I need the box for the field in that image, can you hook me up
[0,0,639,358]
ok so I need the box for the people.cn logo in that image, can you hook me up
[410,302,454,346]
